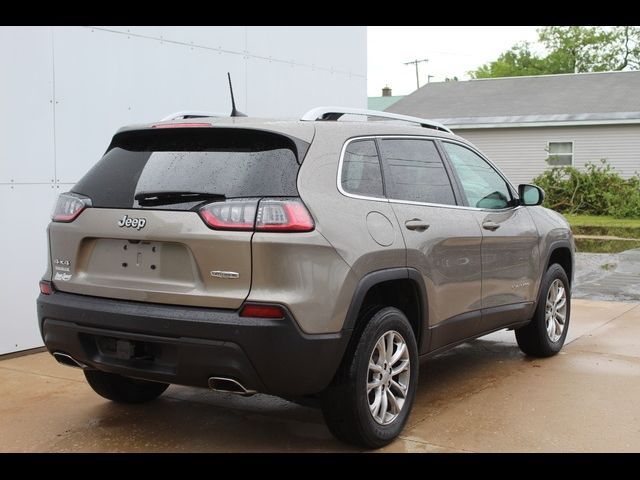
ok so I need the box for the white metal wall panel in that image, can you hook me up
[53,27,247,183]
[0,27,55,184]
[0,185,59,353]
[245,26,367,74]
[0,26,366,354]
[245,56,365,117]
[97,26,247,52]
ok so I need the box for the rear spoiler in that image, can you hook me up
[107,126,311,165]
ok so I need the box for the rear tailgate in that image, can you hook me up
[48,126,307,309]
[49,208,252,308]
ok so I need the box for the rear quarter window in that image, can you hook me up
[340,139,384,197]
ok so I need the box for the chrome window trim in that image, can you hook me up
[337,136,389,204]
[337,135,521,213]
[388,198,523,213]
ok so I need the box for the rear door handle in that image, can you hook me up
[482,220,500,231]
[405,219,430,232]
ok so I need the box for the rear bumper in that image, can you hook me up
[37,292,350,396]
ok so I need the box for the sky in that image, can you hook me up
[367,26,542,97]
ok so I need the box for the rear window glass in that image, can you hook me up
[72,128,304,210]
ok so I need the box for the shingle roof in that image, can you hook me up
[368,95,404,111]
[386,71,640,129]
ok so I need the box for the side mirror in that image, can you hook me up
[518,184,545,206]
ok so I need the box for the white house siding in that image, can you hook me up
[457,124,640,186]
[0,26,366,355]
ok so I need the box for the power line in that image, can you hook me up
[404,58,429,90]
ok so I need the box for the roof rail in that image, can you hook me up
[300,106,453,134]
[161,111,228,122]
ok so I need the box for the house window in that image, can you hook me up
[547,142,573,166]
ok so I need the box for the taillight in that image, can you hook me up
[256,199,314,232]
[239,304,285,319]
[51,192,91,223]
[39,280,54,295]
[199,199,258,231]
[198,198,314,232]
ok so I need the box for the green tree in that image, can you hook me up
[473,42,557,79]
[610,26,640,69]
[470,26,640,79]
[538,26,612,73]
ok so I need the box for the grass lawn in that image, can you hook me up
[564,214,640,240]
[575,238,640,254]
[563,214,640,253]
[564,214,640,229]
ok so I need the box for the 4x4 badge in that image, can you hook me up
[117,214,147,230]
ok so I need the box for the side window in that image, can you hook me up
[378,139,456,205]
[442,142,513,210]
[340,140,384,197]
[547,141,573,166]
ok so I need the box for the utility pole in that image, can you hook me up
[404,58,428,90]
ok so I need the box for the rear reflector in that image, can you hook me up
[239,304,285,319]
[39,281,54,295]
[51,192,91,223]
[151,123,212,129]
[198,198,314,232]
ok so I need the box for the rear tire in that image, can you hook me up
[84,370,169,404]
[515,263,570,357]
[321,307,418,449]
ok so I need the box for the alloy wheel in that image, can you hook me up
[367,330,411,425]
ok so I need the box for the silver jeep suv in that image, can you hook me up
[37,107,574,448]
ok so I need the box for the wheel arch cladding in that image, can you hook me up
[547,244,573,286]
[343,268,428,353]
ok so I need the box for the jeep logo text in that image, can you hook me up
[117,215,147,230]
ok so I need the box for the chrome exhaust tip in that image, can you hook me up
[53,352,87,369]
[208,376,256,396]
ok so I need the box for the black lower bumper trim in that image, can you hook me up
[37,292,350,396]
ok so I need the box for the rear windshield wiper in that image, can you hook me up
[134,191,226,206]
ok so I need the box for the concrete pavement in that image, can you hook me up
[574,249,640,302]
[1,299,639,452]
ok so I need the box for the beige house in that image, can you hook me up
[387,71,640,185]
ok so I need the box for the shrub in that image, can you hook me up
[532,160,640,218]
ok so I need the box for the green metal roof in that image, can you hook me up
[367,95,404,111]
